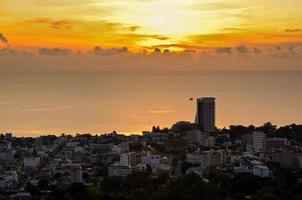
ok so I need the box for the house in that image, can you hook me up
[253,165,269,177]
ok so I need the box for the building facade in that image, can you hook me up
[253,131,266,153]
[195,97,216,133]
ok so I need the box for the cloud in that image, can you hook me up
[253,47,262,53]
[25,106,72,112]
[128,25,140,32]
[147,43,199,51]
[0,33,8,43]
[222,27,248,32]
[182,49,197,54]
[288,46,295,53]
[163,49,170,54]
[39,48,71,56]
[153,48,161,54]
[0,48,31,56]
[285,29,302,32]
[147,110,174,114]
[154,36,169,40]
[28,18,72,30]
[91,46,128,56]
[1,46,302,71]
[0,101,12,105]
[216,47,232,54]
[236,45,248,53]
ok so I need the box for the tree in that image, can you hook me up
[67,183,88,200]
[38,179,49,190]
[257,122,277,137]
[87,186,103,200]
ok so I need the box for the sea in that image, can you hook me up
[0,71,301,136]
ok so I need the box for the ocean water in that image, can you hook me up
[0,71,301,136]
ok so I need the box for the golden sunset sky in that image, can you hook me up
[0,0,302,70]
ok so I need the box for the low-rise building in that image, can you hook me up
[253,165,269,177]
[108,163,132,177]
[142,154,161,169]
[120,152,136,166]
[186,153,202,164]
[266,138,288,149]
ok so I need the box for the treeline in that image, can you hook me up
[219,122,302,143]
[38,168,302,200]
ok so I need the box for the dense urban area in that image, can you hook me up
[1,98,302,200]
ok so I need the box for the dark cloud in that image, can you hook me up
[216,47,232,54]
[0,48,31,56]
[39,48,71,56]
[285,29,302,32]
[154,36,169,40]
[183,49,196,54]
[163,49,170,54]
[288,46,295,53]
[146,43,202,52]
[276,46,282,51]
[236,45,248,53]
[221,27,247,32]
[253,48,262,53]
[0,33,8,43]
[153,48,161,54]
[28,18,72,30]
[128,26,140,32]
[92,46,128,56]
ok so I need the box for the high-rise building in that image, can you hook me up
[195,97,216,133]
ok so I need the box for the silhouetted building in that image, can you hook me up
[171,121,197,133]
[195,97,216,133]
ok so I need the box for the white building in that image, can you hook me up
[120,152,136,167]
[253,165,269,177]
[186,153,202,164]
[108,163,132,177]
[142,154,161,168]
[24,157,41,170]
[112,141,129,154]
[74,146,86,154]
[253,131,267,153]
[186,150,226,169]
[118,141,129,153]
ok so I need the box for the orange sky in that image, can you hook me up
[0,0,302,70]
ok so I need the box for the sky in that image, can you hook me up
[0,0,302,70]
